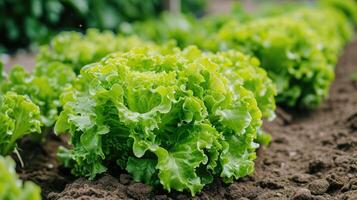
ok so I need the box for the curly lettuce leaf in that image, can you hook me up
[126,157,158,185]
[0,92,41,155]
[210,50,276,120]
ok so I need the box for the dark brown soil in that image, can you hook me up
[10,38,357,200]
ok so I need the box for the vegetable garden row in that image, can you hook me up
[1,0,357,199]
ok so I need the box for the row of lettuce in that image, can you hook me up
[1,0,356,198]
[0,0,207,52]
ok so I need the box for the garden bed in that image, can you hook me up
[10,36,357,200]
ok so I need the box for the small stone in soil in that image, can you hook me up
[326,174,347,191]
[127,183,152,199]
[258,178,284,189]
[228,184,259,199]
[119,174,131,185]
[341,178,357,192]
[290,174,312,183]
[292,188,312,200]
[308,179,329,195]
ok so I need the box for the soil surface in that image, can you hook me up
[9,38,357,200]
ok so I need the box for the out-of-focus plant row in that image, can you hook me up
[122,0,357,108]
[0,0,207,52]
[0,0,356,197]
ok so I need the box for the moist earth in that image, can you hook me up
[9,38,357,200]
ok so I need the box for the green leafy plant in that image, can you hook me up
[1,64,76,127]
[0,92,41,155]
[173,46,276,120]
[37,29,154,73]
[214,16,337,108]
[120,13,198,48]
[0,155,41,200]
[120,12,223,50]
[55,47,263,195]
[288,8,353,66]
[212,1,356,109]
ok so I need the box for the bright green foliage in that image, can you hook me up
[120,13,203,48]
[120,12,229,50]
[212,50,276,119]
[212,5,355,108]
[1,64,76,127]
[55,47,262,195]
[320,0,357,25]
[288,8,353,65]
[118,1,355,109]
[176,47,276,119]
[215,17,335,108]
[37,29,154,73]
[0,92,41,155]
[0,156,41,200]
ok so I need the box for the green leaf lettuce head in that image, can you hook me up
[1,64,76,127]
[215,17,334,108]
[288,8,354,66]
[55,47,263,195]
[37,29,155,73]
[0,155,41,200]
[173,46,276,120]
[0,92,41,155]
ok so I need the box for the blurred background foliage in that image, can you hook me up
[0,0,207,53]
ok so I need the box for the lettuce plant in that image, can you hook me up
[213,3,356,109]
[182,47,276,144]
[1,64,76,127]
[288,8,353,66]
[3,29,153,126]
[120,12,226,50]
[37,29,153,73]
[55,47,263,195]
[170,46,276,120]
[0,156,41,200]
[0,92,41,155]
[215,17,334,108]
[120,13,202,48]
